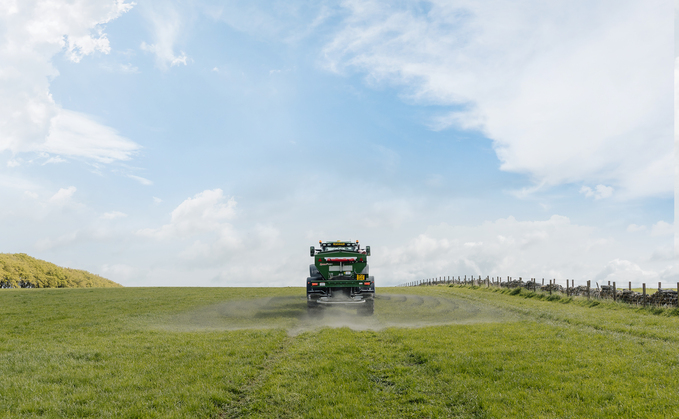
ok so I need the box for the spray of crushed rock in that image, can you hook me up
[150,293,516,335]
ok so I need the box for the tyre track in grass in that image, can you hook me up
[220,334,295,418]
[221,328,489,418]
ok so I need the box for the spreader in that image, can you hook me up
[307,240,375,315]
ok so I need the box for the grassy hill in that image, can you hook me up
[0,253,121,288]
[0,286,677,417]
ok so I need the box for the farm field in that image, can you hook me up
[1,286,678,418]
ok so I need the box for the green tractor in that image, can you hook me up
[307,240,375,316]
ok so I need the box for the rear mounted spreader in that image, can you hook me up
[307,240,375,316]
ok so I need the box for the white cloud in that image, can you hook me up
[43,110,139,163]
[203,0,335,43]
[127,174,153,186]
[593,259,656,285]
[323,0,673,199]
[7,160,21,168]
[101,211,127,220]
[579,184,614,200]
[35,230,79,251]
[43,155,66,165]
[100,263,137,282]
[141,42,188,68]
[358,199,414,229]
[48,186,76,205]
[139,3,189,70]
[374,214,674,287]
[131,190,295,282]
[651,220,673,237]
[626,224,647,233]
[0,0,138,163]
[138,189,237,240]
[101,62,140,74]
[153,196,163,204]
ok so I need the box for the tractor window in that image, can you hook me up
[321,244,357,252]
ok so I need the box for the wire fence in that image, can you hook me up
[398,275,679,308]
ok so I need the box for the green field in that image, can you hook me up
[1,286,678,418]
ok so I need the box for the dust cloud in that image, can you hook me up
[151,293,516,335]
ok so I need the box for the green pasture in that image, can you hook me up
[1,286,677,418]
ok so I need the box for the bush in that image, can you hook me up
[0,253,121,289]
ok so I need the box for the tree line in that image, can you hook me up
[0,253,122,288]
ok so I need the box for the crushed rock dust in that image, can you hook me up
[150,293,516,335]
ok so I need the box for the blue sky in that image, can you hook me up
[0,0,675,287]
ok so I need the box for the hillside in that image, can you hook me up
[0,253,122,288]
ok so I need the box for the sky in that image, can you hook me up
[0,0,675,287]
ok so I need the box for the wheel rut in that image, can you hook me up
[220,334,294,418]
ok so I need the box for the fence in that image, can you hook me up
[398,275,679,308]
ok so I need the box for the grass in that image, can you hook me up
[1,286,678,418]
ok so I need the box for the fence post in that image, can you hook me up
[613,282,616,302]
[587,280,590,299]
[658,281,661,291]
[542,278,544,286]
[629,281,631,291]
[642,283,646,307]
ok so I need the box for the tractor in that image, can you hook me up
[306,240,375,316]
